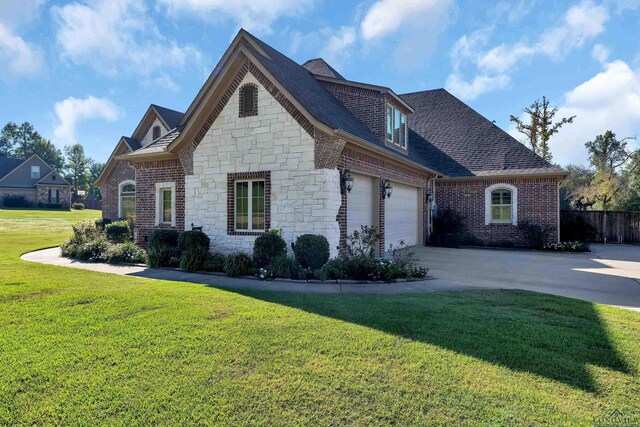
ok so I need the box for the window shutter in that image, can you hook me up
[56,190,60,203]
[48,189,51,203]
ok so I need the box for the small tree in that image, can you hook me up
[580,131,638,211]
[88,161,105,199]
[510,96,575,162]
[64,143,90,195]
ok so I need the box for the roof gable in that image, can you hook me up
[0,154,53,188]
[400,89,564,177]
[131,105,184,141]
[37,169,71,186]
[302,58,345,80]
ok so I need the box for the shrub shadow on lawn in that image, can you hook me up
[228,288,633,393]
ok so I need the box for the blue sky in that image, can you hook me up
[0,0,639,166]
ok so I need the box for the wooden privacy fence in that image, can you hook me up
[561,210,640,244]
[72,197,102,210]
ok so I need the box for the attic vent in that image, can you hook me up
[52,175,56,180]
[152,125,161,140]
[239,83,258,117]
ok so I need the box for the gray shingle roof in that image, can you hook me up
[152,105,184,129]
[0,157,24,180]
[122,137,141,151]
[400,89,564,177]
[127,128,181,157]
[302,58,345,80]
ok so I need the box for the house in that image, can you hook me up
[95,29,565,256]
[0,154,72,208]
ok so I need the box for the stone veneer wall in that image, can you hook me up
[134,159,186,246]
[185,72,342,256]
[435,176,560,246]
[36,185,72,208]
[101,151,136,219]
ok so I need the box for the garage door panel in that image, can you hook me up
[347,174,374,236]
[385,183,420,249]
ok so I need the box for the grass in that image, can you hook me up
[0,208,639,425]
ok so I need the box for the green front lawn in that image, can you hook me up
[1,209,639,425]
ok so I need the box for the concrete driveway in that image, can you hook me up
[414,244,640,311]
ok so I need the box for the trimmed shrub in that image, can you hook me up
[433,208,464,234]
[253,233,286,268]
[147,246,181,268]
[105,220,131,243]
[204,253,227,273]
[293,234,329,269]
[69,221,102,245]
[180,247,210,272]
[519,221,553,249]
[561,215,596,242]
[459,233,484,247]
[72,202,85,210]
[266,255,301,279]
[2,194,32,208]
[95,218,113,230]
[224,252,254,277]
[178,230,210,251]
[149,229,180,249]
[104,242,147,264]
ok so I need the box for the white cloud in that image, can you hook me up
[0,24,43,78]
[447,1,611,99]
[53,96,122,145]
[592,43,610,63]
[511,60,640,166]
[319,26,356,65]
[157,0,313,35]
[0,0,44,78]
[445,73,510,101]
[53,0,201,80]
[360,0,453,69]
[361,0,451,40]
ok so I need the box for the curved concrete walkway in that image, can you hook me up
[20,247,465,294]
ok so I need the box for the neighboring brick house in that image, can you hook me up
[0,154,72,208]
[96,29,565,253]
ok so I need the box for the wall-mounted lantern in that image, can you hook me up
[340,168,354,194]
[382,179,393,199]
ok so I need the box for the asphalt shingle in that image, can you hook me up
[0,157,24,180]
[400,89,563,177]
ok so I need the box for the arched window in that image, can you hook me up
[152,125,161,140]
[239,83,258,117]
[119,180,136,218]
[485,183,517,225]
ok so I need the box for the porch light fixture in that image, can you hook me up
[382,179,393,199]
[340,168,354,194]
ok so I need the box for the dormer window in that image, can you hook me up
[152,125,161,140]
[52,175,56,180]
[386,104,407,149]
[239,83,258,117]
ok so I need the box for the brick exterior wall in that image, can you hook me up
[320,81,387,142]
[101,145,136,219]
[133,159,186,247]
[435,176,560,246]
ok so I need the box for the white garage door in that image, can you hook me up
[347,174,374,236]
[385,182,420,249]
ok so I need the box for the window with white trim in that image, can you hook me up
[31,165,40,179]
[155,182,176,226]
[491,189,512,222]
[484,183,518,225]
[386,104,407,148]
[235,179,265,231]
[119,181,135,218]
